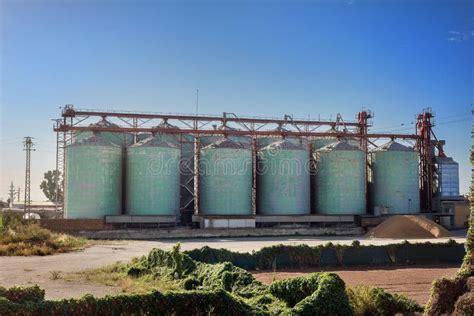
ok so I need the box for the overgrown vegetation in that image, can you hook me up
[186,240,464,270]
[424,145,474,315]
[58,244,422,315]
[0,212,87,256]
[348,285,423,316]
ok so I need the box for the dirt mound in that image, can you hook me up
[368,215,451,239]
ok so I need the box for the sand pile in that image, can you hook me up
[368,215,451,239]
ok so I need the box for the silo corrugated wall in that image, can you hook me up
[126,137,180,215]
[371,141,420,214]
[199,138,252,215]
[65,135,122,219]
[257,140,310,215]
[313,141,366,215]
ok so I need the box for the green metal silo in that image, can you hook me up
[257,140,310,215]
[199,138,252,215]
[74,119,133,146]
[370,141,420,214]
[65,134,122,219]
[313,140,366,215]
[126,137,180,215]
[311,128,337,150]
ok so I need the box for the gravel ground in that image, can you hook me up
[0,233,466,300]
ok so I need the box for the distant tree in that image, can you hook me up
[40,170,63,202]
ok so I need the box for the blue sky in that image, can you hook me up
[1,0,473,201]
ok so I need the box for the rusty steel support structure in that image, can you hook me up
[357,110,373,213]
[54,105,435,218]
[416,109,435,211]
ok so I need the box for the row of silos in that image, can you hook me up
[64,128,421,219]
[196,136,420,216]
[65,133,182,219]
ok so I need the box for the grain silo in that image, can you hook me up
[311,127,337,150]
[199,138,252,215]
[313,140,366,215]
[126,137,181,216]
[370,141,420,214]
[257,140,310,215]
[65,134,122,219]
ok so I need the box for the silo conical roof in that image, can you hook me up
[261,139,304,151]
[317,140,360,152]
[71,134,120,147]
[130,136,179,148]
[374,141,413,152]
[203,137,250,149]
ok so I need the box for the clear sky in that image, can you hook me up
[0,0,473,201]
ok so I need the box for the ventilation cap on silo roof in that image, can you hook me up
[261,139,304,151]
[70,134,120,147]
[203,137,250,149]
[218,123,237,131]
[130,136,179,148]
[374,141,414,152]
[317,140,360,152]
[89,119,119,128]
[156,121,179,129]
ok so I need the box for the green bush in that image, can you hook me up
[183,276,200,290]
[255,244,321,270]
[425,277,466,315]
[128,246,196,279]
[291,273,352,316]
[0,289,260,316]
[347,285,423,316]
[269,273,322,307]
[454,291,474,315]
[0,285,45,303]
[0,214,87,256]
[186,246,256,270]
[185,241,464,271]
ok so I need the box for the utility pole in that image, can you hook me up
[17,187,21,202]
[23,137,34,214]
[8,181,15,208]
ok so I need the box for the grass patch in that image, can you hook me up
[65,260,181,294]
[0,213,87,256]
[347,285,423,316]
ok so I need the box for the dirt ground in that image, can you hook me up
[0,236,465,301]
[253,264,459,305]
